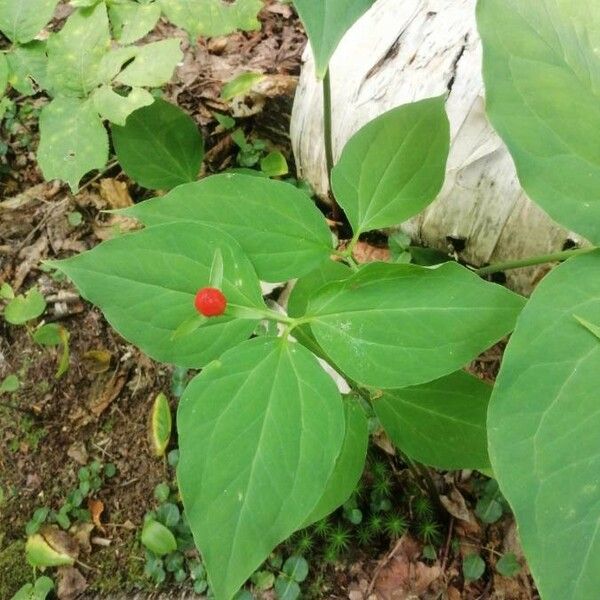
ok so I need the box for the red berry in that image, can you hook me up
[194,287,227,317]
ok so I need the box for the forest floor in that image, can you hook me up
[1,3,538,599]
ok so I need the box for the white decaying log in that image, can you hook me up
[290,0,585,295]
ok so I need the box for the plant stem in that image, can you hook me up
[323,69,335,184]
[323,69,342,221]
[475,247,596,276]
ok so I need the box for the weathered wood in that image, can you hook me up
[290,0,587,295]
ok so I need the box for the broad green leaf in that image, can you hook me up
[304,396,368,525]
[260,151,288,178]
[488,250,600,599]
[38,97,108,191]
[150,392,172,457]
[374,370,491,470]
[51,222,265,368]
[159,0,262,39]
[282,556,309,583]
[478,0,600,243]
[294,0,373,79]
[141,519,177,555]
[6,42,48,95]
[274,577,300,600]
[97,46,138,83]
[463,554,485,581]
[4,288,46,324]
[0,0,59,43]
[25,534,75,567]
[121,174,334,281]
[11,576,54,600]
[109,1,161,44]
[0,374,19,393]
[308,261,525,389]
[288,260,352,319]
[0,53,7,96]
[496,553,521,578]
[178,337,345,600]
[46,3,110,96]
[33,323,62,346]
[221,71,265,101]
[331,97,450,235]
[92,85,154,126]
[112,99,203,190]
[115,39,182,88]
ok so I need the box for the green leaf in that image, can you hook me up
[46,3,110,96]
[308,261,525,389]
[0,0,59,43]
[463,554,485,581]
[177,337,345,600]
[282,556,309,583]
[6,42,48,95]
[0,53,7,96]
[496,553,521,578]
[274,576,300,600]
[304,396,368,525]
[92,85,154,126]
[38,96,108,191]
[260,151,288,178]
[141,519,177,556]
[0,374,20,393]
[51,222,264,368]
[221,71,265,101]
[150,392,172,457]
[478,0,600,243]
[294,0,373,79]
[0,282,14,299]
[112,99,203,190]
[331,97,450,235]
[374,371,491,470]
[488,250,600,599]
[4,288,46,324]
[573,314,600,342]
[251,570,275,590]
[26,534,75,568]
[115,39,182,88]
[11,576,54,600]
[121,174,334,282]
[159,0,262,39]
[33,324,62,346]
[109,1,161,44]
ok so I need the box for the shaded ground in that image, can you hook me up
[1,3,538,599]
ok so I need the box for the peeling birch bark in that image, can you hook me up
[290,0,587,295]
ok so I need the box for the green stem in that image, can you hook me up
[323,69,334,184]
[475,247,595,276]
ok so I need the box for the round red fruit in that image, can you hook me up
[194,287,227,317]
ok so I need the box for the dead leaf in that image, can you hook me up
[40,525,79,560]
[440,487,475,523]
[88,371,127,417]
[67,441,88,466]
[14,235,49,290]
[353,241,391,264]
[57,566,87,600]
[373,536,442,599]
[70,522,94,554]
[81,349,112,374]
[99,178,133,209]
[88,498,105,533]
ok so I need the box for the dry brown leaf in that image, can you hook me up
[88,371,127,417]
[66,441,88,466]
[88,498,105,533]
[440,487,475,523]
[99,178,133,209]
[40,525,79,560]
[374,537,442,599]
[57,566,87,600]
[70,522,94,554]
[81,349,112,374]
[353,241,391,264]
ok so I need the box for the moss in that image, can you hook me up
[88,539,150,594]
[0,540,33,598]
